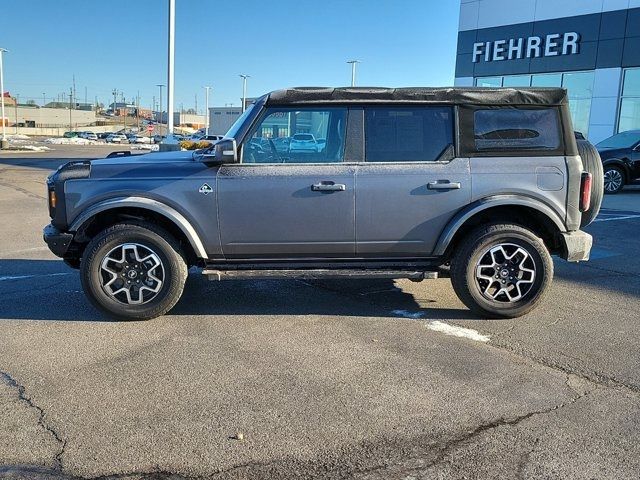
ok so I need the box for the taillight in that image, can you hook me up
[580,172,592,212]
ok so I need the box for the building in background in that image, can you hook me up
[208,107,242,136]
[455,0,640,143]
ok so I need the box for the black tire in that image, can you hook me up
[603,164,626,195]
[577,140,603,226]
[450,224,553,319]
[80,222,188,321]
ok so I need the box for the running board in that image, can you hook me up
[202,269,438,281]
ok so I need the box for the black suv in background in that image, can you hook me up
[596,130,640,194]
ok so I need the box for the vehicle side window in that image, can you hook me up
[364,106,454,162]
[242,107,346,164]
[474,108,561,151]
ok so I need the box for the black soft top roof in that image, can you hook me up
[265,87,568,106]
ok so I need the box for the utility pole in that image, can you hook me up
[112,88,117,115]
[203,86,211,135]
[84,86,87,106]
[347,60,361,87]
[136,91,140,131]
[194,93,197,115]
[14,93,18,134]
[42,93,46,106]
[69,87,73,132]
[156,84,164,129]
[0,48,8,147]
[72,74,76,108]
[239,74,250,112]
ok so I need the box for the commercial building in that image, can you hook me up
[208,107,242,136]
[455,0,640,143]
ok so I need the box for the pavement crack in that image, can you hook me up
[359,379,590,477]
[0,370,66,471]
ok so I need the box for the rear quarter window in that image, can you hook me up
[473,108,561,152]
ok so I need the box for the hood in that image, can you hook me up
[94,150,195,165]
[596,147,628,159]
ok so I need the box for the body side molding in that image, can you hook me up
[69,196,208,259]
[433,195,567,256]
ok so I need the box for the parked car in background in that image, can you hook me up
[63,131,79,138]
[106,133,128,144]
[596,130,640,194]
[97,132,111,140]
[289,133,318,153]
[129,135,153,144]
[78,131,98,141]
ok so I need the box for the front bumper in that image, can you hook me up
[558,230,593,262]
[43,224,74,258]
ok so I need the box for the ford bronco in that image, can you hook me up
[43,87,603,320]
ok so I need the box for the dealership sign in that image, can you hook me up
[472,32,580,63]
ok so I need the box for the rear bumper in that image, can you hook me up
[43,224,74,258]
[558,230,593,262]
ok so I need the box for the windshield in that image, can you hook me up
[596,131,640,149]
[225,104,256,139]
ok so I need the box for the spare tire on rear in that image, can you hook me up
[577,139,603,228]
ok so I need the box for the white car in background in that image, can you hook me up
[78,131,98,141]
[130,135,153,144]
[106,133,128,144]
[289,133,318,153]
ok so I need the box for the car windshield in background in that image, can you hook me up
[596,131,640,149]
[293,134,314,141]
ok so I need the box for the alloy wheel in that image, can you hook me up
[99,243,164,305]
[475,243,536,303]
[604,168,623,193]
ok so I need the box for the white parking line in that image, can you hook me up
[391,310,490,342]
[593,214,640,223]
[0,272,70,282]
[426,321,490,343]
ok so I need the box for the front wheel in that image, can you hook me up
[603,165,625,194]
[450,224,553,318]
[80,222,188,321]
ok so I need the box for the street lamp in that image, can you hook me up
[156,84,165,127]
[239,74,250,112]
[203,86,211,135]
[347,60,361,87]
[0,48,8,146]
[165,0,176,144]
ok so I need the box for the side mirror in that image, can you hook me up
[199,138,238,164]
[214,138,238,163]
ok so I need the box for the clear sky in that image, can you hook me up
[1,0,460,113]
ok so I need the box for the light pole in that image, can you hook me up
[203,86,211,135]
[347,60,361,87]
[165,0,176,144]
[112,88,117,115]
[156,84,165,129]
[42,93,46,106]
[0,48,8,146]
[69,87,73,132]
[240,74,250,112]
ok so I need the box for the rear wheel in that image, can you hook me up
[603,165,625,194]
[450,224,553,318]
[80,222,188,321]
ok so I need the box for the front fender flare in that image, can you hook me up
[433,195,567,256]
[69,196,208,259]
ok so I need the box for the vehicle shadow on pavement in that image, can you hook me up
[0,259,474,322]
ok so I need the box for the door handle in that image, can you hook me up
[311,182,346,192]
[427,181,461,190]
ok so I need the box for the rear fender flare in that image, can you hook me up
[69,196,208,259]
[433,195,566,256]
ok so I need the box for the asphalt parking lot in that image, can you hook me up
[1,146,639,479]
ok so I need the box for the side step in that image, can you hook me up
[202,269,438,281]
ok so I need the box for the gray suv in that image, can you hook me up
[43,87,603,320]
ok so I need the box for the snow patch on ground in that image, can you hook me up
[130,144,159,151]
[391,309,426,319]
[426,321,490,342]
[44,137,103,145]
[16,145,51,152]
